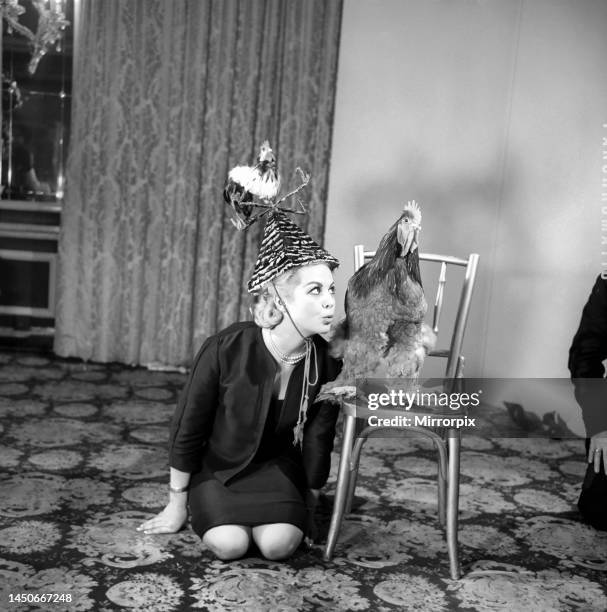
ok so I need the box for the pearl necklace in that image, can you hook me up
[268,330,307,365]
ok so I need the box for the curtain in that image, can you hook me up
[54,0,343,367]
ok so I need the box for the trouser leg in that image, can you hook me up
[578,438,607,531]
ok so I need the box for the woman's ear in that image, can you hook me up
[275,297,284,311]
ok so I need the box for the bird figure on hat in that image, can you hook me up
[223,140,310,230]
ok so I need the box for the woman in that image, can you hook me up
[137,211,341,561]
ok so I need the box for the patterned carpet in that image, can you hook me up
[1,350,607,611]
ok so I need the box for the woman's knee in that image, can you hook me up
[202,525,250,560]
[253,524,303,561]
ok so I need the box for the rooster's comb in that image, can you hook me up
[402,199,420,214]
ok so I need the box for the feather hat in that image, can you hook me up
[247,211,339,293]
[223,141,338,293]
[225,142,339,448]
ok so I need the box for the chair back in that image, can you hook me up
[353,246,479,382]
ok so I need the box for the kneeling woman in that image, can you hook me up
[138,212,341,560]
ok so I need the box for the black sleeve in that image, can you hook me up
[168,336,220,472]
[569,275,607,378]
[569,275,607,436]
[302,350,343,489]
[302,399,340,489]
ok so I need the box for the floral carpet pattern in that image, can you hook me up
[1,351,607,611]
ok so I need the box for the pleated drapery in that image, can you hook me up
[54,0,343,366]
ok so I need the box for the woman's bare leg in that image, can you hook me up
[252,523,303,560]
[203,525,251,560]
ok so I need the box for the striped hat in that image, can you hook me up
[247,211,339,293]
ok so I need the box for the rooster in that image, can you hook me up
[319,200,435,401]
[223,140,281,229]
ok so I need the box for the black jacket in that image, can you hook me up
[569,275,607,436]
[169,322,341,488]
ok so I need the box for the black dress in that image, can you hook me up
[169,322,342,537]
[188,395,309,535]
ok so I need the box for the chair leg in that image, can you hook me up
[324,413,356,561]
[446,430,461,579]
[345,437,365,513]
[432,439,447,527]
[433,436,448,526]
[437,462,446,527]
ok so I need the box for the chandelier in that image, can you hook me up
[1,0,69,74]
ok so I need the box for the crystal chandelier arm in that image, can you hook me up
[1,0,70,74]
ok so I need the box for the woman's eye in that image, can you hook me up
[309,287,320,294]
[329,286,336,294]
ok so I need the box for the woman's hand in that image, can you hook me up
[588,430,607,473]
[136,500,188,535]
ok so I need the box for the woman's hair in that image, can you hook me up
[250,267,300,329]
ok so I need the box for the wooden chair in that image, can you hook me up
[323,248,480,580]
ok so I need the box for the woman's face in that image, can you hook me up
[281,263,336,337]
